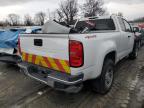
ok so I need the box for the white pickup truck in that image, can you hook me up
[18,15,138,94]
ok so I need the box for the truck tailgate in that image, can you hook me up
[20,34,71,74]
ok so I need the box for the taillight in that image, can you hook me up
[18,36,22,55]
[69,40,84,67]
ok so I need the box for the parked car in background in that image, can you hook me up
[19,15,137,94]
[0,29,24,64]
[132,26,142,48]
[0,29,5,32]
[139,28,144,46]
[0,27,42,64]
[25,27,42,34]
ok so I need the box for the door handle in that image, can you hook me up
[128,36,131,38]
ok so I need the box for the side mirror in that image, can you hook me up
[133,27,139,33]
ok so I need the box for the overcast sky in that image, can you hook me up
[0,0,144,21]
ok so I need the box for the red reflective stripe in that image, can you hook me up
[54,59,65,72]
[25,53,29,62]
[65,61,69,66]
[32,55,36,64]
[43,57,52,68]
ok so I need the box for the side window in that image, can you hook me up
[118,17,126,31]
[123,20,132,32]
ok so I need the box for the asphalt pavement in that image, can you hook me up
[0,47,144,108]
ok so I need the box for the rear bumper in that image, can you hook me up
[18,62,84,93]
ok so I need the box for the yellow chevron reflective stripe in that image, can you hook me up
[22,52,26,60]
[47,57,59,71]
[59,60,71,74]
[28,54,32,63]
[21,52,71,74]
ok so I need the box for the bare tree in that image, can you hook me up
[4,20,10,26]
[56,9,64,22]
[50,10,57,20]
[57,0,78,25]
[24,14,33,26]
[35,12,46,25]
[48,9,63,22]
[8,14,20,26]
[0,20,10,27]
[82,0,105,17]
[0,21,4,26]
[0,22,7,27]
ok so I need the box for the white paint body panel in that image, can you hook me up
[20,34,69,61]
[20,15,135,81]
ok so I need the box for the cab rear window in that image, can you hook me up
[75,19,116,33]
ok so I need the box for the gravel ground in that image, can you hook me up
[0,47,144,108]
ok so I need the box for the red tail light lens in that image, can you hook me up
[18,37,22,55]
[69,40,84,67]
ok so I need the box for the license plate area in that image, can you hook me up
[28,65,51,78]
[27,65,55,86]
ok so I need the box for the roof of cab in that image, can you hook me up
[78,14,119,21]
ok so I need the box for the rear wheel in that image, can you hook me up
[92,59,114,94]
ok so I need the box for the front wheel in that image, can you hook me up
[129,42,138,60]
[91,59,114,94]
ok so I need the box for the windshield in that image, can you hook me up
[75,19,116,33]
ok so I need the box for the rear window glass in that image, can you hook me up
[75,19,116,33]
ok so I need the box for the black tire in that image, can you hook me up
[129,42,138,60]
[91,59,114,94]
[138,40,141,49]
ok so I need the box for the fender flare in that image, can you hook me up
[94,41,117,78]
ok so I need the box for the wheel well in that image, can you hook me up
[104,51,116,63]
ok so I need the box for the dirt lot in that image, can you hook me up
[0,47,144,108]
